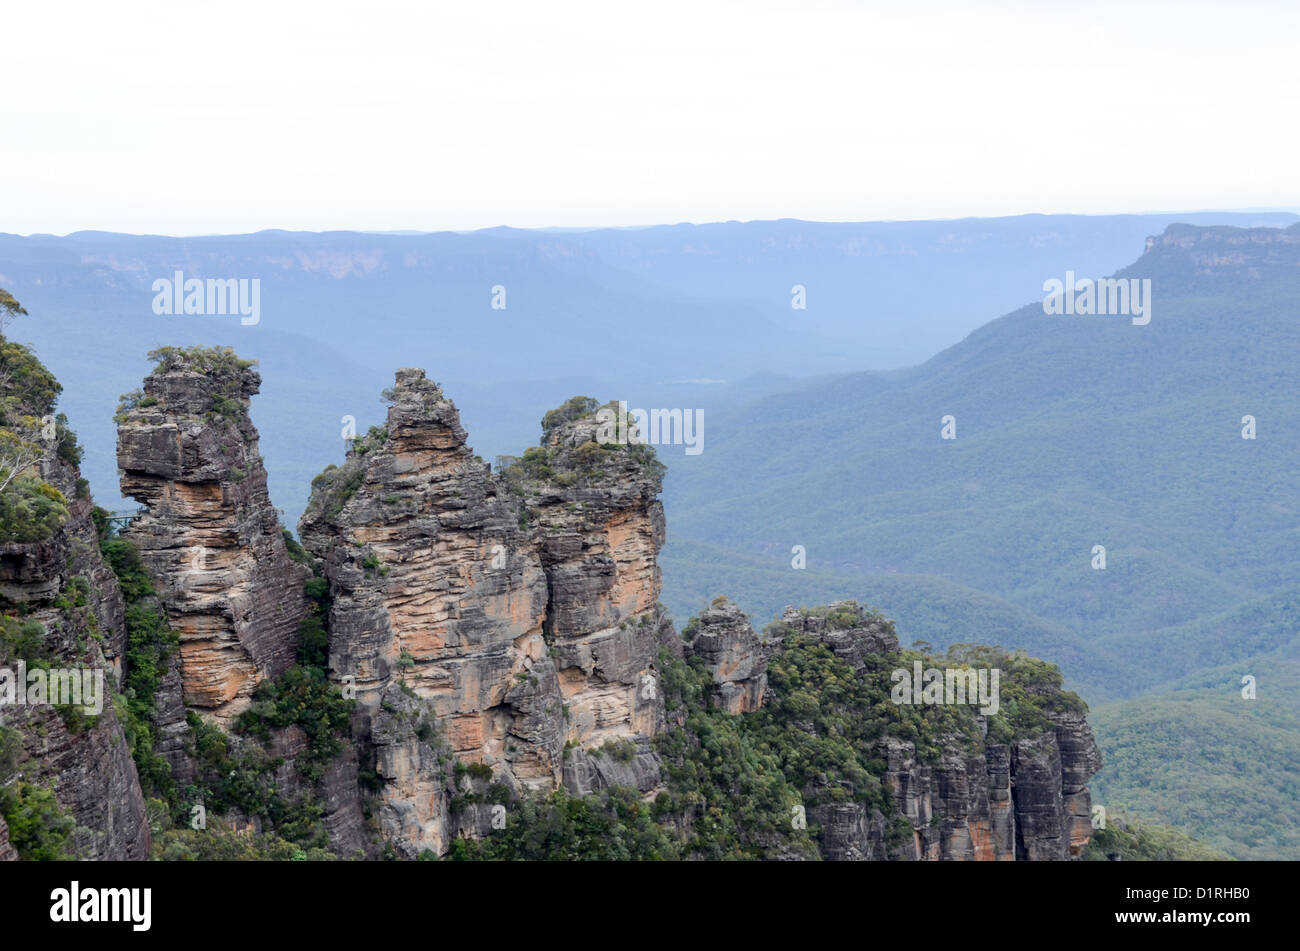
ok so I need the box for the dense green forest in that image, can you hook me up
[658,231,1300,858]
[1089,659,1300,861]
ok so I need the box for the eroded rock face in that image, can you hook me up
[562,735,663,797]
[773,603,1099,861]
[501,402,673,757]
[299,370,560,855]
[0,816,15,861]
[300,368,555,763]
[684,600,769,714]
[0,395,150,860]
[867,718,1100,861]
[299,383,678,853]
[1052,710,1103,859]
[870,719,1099,861]
[117,348,310,721]
[809,802,891,861]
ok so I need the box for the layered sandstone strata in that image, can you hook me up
[683,599,769,714]
[773,604,1101,861]
[298,370,558,855]
[0,372,150,859]
[299,382,677,854]
[499,398,672,758]
[116,347,310,721]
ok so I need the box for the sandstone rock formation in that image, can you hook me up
[774,603,1101,861]
[0,816,15,861]
[298,370,558,855]
[0,349,150,859]
[683,599,769,714]
[116,347,310,722]
[1,334,1105,862]
[498,398,673,764]
[298,382,678,854]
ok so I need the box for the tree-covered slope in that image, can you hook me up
[661,224,1300,702]
[1088,658,1300,861]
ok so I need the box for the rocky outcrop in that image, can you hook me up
[562,735,663,797]
[499,399,673,760]
[298,383,679,853]
[0,330,1105,862]
[776,601,900,661]
[116,347,310,721]
[0,341,151,859]
[683,599,769,714]
[862,718,1099,862]
[0,816,15,861]
[808,802,891,861]
[1052,709,1104,859]
[770,602,1099,861]
[299,370,558,855]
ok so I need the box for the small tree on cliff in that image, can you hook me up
[0,292,67,542]
[0,289,27,336]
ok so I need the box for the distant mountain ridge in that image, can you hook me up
[661,221,1300,692]
[656,221,1300,858]
[1,211,1294,533]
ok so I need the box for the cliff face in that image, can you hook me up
[691,603,1103,862]
[298,381,677,855]
[4,333,1104,862]
[0,335,150,860]
[116,347,310,722]
[499,399,673,773]
[683,600,769,714]
[298,369,556,855]
[794,604,1098,862]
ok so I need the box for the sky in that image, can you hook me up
[3,0,1298,235]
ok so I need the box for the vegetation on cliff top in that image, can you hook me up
[0,299,76,543]
[450,603,1089,860]
[145,345,257,376]
[94,509,353,858]
[498,396,667,492]
[115,346,259,426]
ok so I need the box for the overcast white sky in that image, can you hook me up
[3,0,1297,235]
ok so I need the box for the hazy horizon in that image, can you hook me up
[6,0,1300,234]
[6,205,1300,240]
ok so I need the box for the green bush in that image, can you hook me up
[0,476,68,543]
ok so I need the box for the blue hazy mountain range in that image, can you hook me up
[2,211,1294,532]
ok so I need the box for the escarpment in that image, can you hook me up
[116,347,311,722]
[3,329,1104,861]
[0,328,150,860]
[769,605,1101,861]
